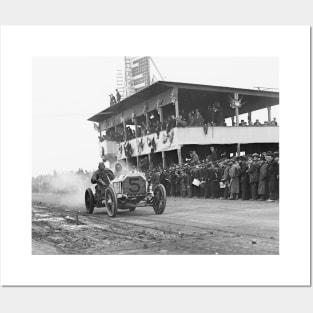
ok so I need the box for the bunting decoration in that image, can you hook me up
[138,138,144,154]
[156,97,163,114]
[151,137,156,153]
[170,92,177,104]
[228,93,246,109]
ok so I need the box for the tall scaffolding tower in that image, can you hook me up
[123,56,164,98]
[116,69,124,100]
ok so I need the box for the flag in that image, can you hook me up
[93,123,99,132]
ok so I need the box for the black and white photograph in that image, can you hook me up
[1,25,310,288]
[32,56,279,255]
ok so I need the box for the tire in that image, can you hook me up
[129,207,136,212]
[153,184,167,215]
[85,188,95,214]
[105,186,118,217]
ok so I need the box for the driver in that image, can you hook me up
[91,162,115,198]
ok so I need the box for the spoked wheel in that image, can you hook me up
[153,184,166,215]
[105,186,118,217]
[85,188,95,214]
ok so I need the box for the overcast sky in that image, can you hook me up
[32,57,279,176]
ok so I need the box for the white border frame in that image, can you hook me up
[0,26,310,286]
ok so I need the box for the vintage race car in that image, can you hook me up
[84,171,166,217]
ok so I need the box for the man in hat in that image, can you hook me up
[212,161,222,198]
[258,155,268,200]
[139,156,149,172]
[209,146,217,162]
[206,162,216,199]
[248,154,259,200]
[180,170,188,197]
[160,169,170,196]
[267,151,279,201]
[91,162,115,200]
[274,152,279,199]
[115,89,121,103]
[190,150,200,165]
[169,167,178,197]
[150,168,161,191]
[240,157,250,200]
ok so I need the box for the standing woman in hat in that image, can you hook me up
[229,159,241,200]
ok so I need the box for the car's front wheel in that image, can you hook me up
[105,186,118,217]
[153,184,166,215]
[85,188,95,214]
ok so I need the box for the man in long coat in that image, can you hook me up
[258,156,268,200]
[248,154,259,200]
[240,158,250,200]
[229,159,241,200]
[267,152,279,201]
[206,162,217,199]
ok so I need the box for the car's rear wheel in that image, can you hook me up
[105,186,118,217]
[85,188,95,214]
[153,184,166,215]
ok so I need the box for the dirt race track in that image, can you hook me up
[32,193,279,255]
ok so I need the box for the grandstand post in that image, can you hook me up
[267,106,271,123]
[162,151,166,169]
[177,145,182,165]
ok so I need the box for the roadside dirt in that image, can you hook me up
[32,193,279,255]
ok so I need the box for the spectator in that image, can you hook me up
[239,120,247,126]
[115,89,121,102]
[221,160,231,200]
[187,112,195,126]
[240,158,250,200]
[109,94,117,106]
[189,150,200,165]
[167,115,176,132]
[248,154,260,200]
[254,119,261,126]
[271,118,278,126]
[139,156,149,172]
[229,158,241,200]
[193,109,204,126]
[267,152,279,201]
[210,146,217,161]
[176,114,188,127]
[258,155,268,200]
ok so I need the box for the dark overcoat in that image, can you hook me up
[258,162,268,195]
[248,163,259,183]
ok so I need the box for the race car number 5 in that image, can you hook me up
[128,177,140,193]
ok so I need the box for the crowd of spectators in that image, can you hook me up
[99,105,278,143]
[144,148,279,202]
